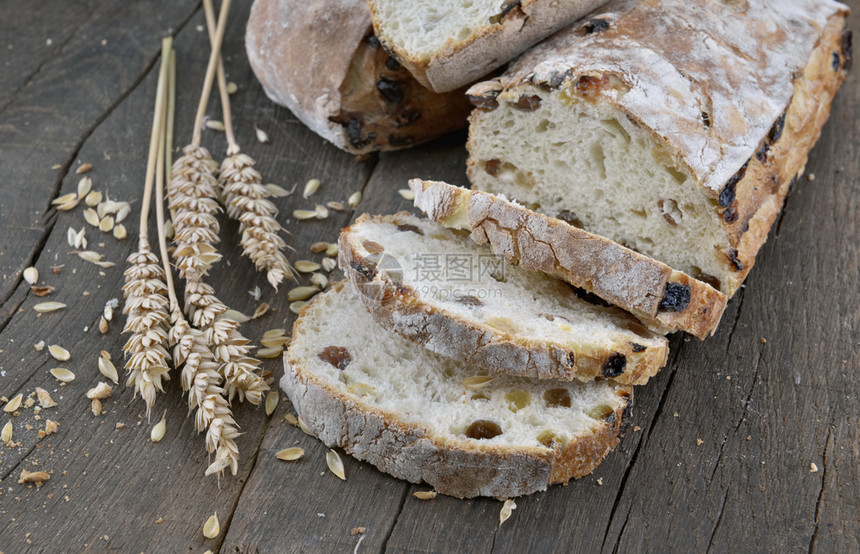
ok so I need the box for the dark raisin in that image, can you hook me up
[367,35,380,48]
[468,93,499,111]
[350,260,376,280]
[695,272,722,291]
[465,420,502,440]
[833,51,842,71]
[344,118,375,149]
[395,110,421,127]
[544,388,571,408]
[556,209,583,228]
[396,224,423,235]
[387,134,413,147]
[723,205,738,223]
[727,248,744,271]
[631,343,646,353]
[602,353,627,378]
[511,94,542,111]
[701,111,711,129]
[583,18,610,34]
[575,74,610,96]
[484,159,502,176]
[385,57,400,71]
[842,30,853,70]
[318,346,352,370]
[570,286,612,307]
[376,78,403,104]
[456,295,483,307]
[658,282,691,312]
[718,158,750,207]
[362,240,384,254]
[768,113,786,143]
[756,141,769,162]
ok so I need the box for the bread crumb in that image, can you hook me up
[633,426,641,432]
[696,439,703,445]
[810,463,818,473]
[746,435,752,441]
[596,477,603,486]
[760,338,767,344]
[807,173,815,181]
[673,412,679,418]
[350,527,366,536]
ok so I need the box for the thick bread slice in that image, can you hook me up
[245,0,472,155]
[410,179,728,339]
[282,281,632,498]
[367,0,609,93]
[338,213,668,385]
[466,0,851,296]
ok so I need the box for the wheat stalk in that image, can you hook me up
[203,0,294,290]
[121,38,173,418]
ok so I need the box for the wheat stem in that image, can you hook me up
[156,50,178,309]
[165,47,177,223]
[191,0,232,147]
[203,0,238,153]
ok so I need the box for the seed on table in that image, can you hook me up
[84,191,103,207]
[77,177,92,199]
[4,394,22,413]
[205,120,225,131]
[294,260,320,273]
[276,447,304,461]
[203,513,220,539]
[115,204,131,223]
[83,208,100,226]
[398,189,415,200]
[34,302,66,313]
[321,258,336,272]
[48,345,70,361]
[265,391,279,415]
[151,411,166,442]
[256,346,283,359]
[348,191,361,208]
[23,267,38,285]
[226,82,238,94]
[256,127,269,143]
[98,356,119,384]
[52,193,78,206]
[50,368,75,382]
[1,421,12,442]
[310,273,328,289]
[303,179,320,199]
[314,205,329,219]
[309,242,328,254]
[99,216,115,233]
[293,210,317,221]
[76,163,92,174]
[288,286,319,302]
[326,450,346,480]
[264,184,291,197]
[113,224,127,240]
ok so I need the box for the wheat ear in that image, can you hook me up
[203,0,295,290]
[121,38,173,418]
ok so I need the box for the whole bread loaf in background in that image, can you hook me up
[368,0,610,93]
[467,0,851,296]
[245,0,472,155]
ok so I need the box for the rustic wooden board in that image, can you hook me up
[0,0,857,552]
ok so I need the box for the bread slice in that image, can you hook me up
[367,0,609,93]
[466,0,851,296]
[338,213,668,385]
[245,0,472,155]
[282,281,632,498]
[409,179,728,339]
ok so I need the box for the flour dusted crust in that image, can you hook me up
[410,179,728,338]
[367,0,609,93]
[339,213,669,385]
[282,282,632,498]
[245,0,471,155]
[466,0,851,295]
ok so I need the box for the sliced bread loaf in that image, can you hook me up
[338,213,668,385]
[466,0,851,296]
[367,0,609,93]
[245,0,472,155]
[409,179,728,339]
[282,281,632,498]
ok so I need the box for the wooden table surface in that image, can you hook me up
[1,1,857,552]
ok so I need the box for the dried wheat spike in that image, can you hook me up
[219,150,294,289]
[184,279,268,405]
[121,239,171,417]
[169,305,240,475]
[168,144,222,280]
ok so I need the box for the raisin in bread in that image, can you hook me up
[367,0,609,93]
[282,281,632,498]
[409,179,728,338]
[245,0,472,155]
[466,0,851,296]
[338,213,668,385]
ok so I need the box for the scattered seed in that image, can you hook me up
[252,303,270,319]
[326,450,346,480]
[57,199,79,211]
[295,260,320,273]
[293,209,318,221]
[91,398,102,416]
[284,413,299,426]
[461,376,494,390]
[50,368,75,382]
[263,328,287,339]
[151,411,166,442]
[499,499,516,526]
[18,470,50,484]
[321,258,337,272]
[23,267,38,285]
[255,127,269,143]
[164,220,175,239]
[248,285,262,301]
[203,513,220,539]
[265,392,279,415]
[2,421,12,442]
[73,251,115,267]
[4,394,22,413]
[77,177,92,199]
[205,120,225,131]
[48,345,70,361]
[52,193,78,206]
[32,285,55,296]
[413,491,437,500]
[86,382,113,400]
[256,346,283,359]
[289,301,308,314]
[100,349,111,360]
[297,416,313,436]
[264,184,291,197]
[325,243,338,257]
[314,205,329,219]
[76,163,92,174]
[112,224,127,240]
[83,208,100,226]
[115,204,131,223]
[99,216,115,233]
[98,356,119,384]
[288,286,319,302]
[260,336,289,348]
[36,388,57,408]
[75,227,87,249]
[84,190,102,207]
[348,191,362,208]
[67,227,77,247]
[276,447,304,461]
[810,463,819,473]
[303,179,320,198]
[310,273,328,289]
[398,189,415,201]
[326,201,345,212]
[223,309,251,323]
[99,316,109,334]
[226,81,238,94]
[34,340,45,351]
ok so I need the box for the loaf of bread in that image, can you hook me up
[410,179,728,338]
[282,281,632,498]
[367,0,609,93]
[245,0,472,155]
[339,213,668,384]
[466,0,851,296]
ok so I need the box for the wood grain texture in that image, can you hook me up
[0,0,858,552]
